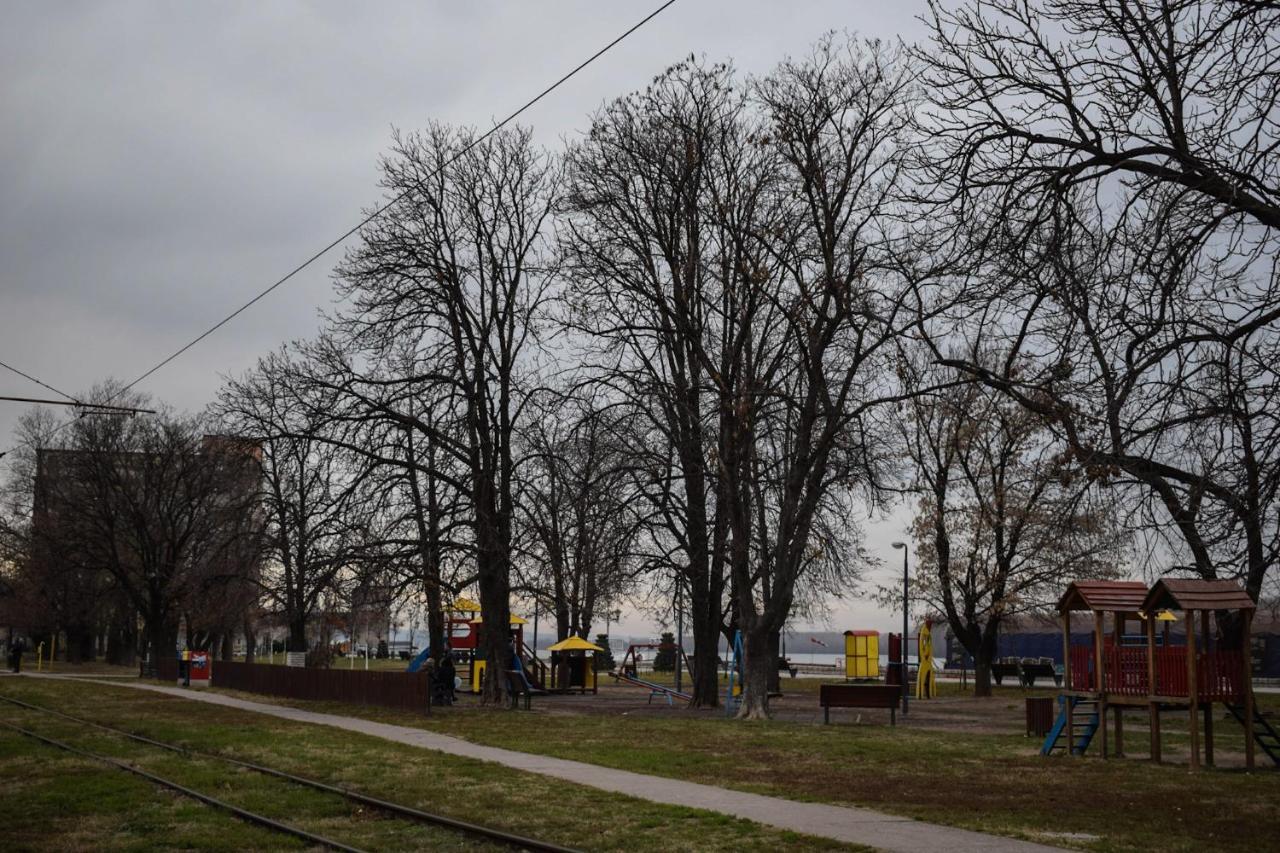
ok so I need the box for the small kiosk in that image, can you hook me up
[546,636,602,694]
[843,630,879,679]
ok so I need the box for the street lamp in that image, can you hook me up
[891,541,909,717]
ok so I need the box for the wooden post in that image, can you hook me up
[1201,610,1213,767]
[1186,610,1199,771]
[1114,613,1125,757]
[1095,611,1107,758]
[1146,611,1160,763]
[1243,608,1255,771]
[1063,610,1074,753]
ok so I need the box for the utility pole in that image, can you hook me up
[892,541,910,717]
[675,570,684,694]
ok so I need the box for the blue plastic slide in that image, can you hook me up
[406,646,431,673]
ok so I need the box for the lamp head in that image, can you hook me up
[891,541,907,550]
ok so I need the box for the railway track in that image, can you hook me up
[0,694,578,853]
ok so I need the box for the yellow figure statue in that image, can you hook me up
[916,620,938,699]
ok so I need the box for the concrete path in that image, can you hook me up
[25,674,1062,853]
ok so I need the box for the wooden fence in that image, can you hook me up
[154,660,431,714]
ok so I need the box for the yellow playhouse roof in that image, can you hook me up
[546,636,603,652]
[450,597,482,612]
[469,614,529,625]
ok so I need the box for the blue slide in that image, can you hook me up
[406,646,431,673]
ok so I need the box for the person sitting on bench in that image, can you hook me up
[433,646,456,705]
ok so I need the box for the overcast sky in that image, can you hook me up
[0,1,932,639]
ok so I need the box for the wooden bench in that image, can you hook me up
[505,669,544,710]
[819,684,901,725]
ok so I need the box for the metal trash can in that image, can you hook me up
[1025,696,1055,738]
[188,651,211,688]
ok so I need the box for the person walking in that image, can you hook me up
[10,637,26,673]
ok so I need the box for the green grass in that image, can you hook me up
[0,678,863,852]
[196,681,1279,853]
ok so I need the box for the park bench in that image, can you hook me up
[505,669,544,710]
[991,659,1022,686]
[1017,658,1061,688]
[819,683,901,725]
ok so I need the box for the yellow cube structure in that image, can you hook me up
[844,630,879,679]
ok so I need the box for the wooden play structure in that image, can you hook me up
[1043,579,1277,769]
[407,598,553,695]
[545,636,602,694]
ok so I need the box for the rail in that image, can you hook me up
[0,693,580,853]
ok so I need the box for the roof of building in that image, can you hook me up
[1057,581,1150,613]
[546,636,603,652]
[1142,578,1256,613]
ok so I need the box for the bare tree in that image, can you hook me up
[918,0,1280,609]
[333,124,558,703]
[216,348,379,661]
[515,391,640,642]
[37,384,258,667]
[562,58,740,706]
[901,353,1126,695]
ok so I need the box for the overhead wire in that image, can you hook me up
[0,0,679,465]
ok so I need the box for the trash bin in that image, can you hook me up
[1026,696,1055,738]
[188,651,211,688]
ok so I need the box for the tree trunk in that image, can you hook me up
[145,618,177,677]
[767,628,782,694]
[737,623,773,720]
[220,633,233,661]
[287,618,307,655]
[476,524,512,706]
[972,631,997,698]
[243,622,257,664]
[688,583,721,707]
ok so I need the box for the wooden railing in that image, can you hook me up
[1071,644,1243,702]
[1068,644,1094,691]
[1197,651,1244,702]
[1153,647,1187,697]
[1104,646,1148,696]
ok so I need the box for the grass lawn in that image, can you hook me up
[195,678,1278,852]
[0,677,861,852]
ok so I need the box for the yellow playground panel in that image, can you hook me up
[843,630,879,679]
[916,620,937,699]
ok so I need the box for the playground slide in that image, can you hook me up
[406,646,431,673]
[610,670,691,702]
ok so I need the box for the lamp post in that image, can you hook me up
[891,541,909,717]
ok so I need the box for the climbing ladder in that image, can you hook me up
[1041,695,1100,756]
[1225,700,1280,766]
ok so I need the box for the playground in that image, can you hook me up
[5,581,1279,852]
[2,673,1277,852]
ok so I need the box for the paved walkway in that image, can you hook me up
[26,674,1061,853]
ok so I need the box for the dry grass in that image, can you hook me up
[0,677,864,853]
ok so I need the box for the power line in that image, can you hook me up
[119,0,678,396]
[0,395,155,414]
[0,0,678,465]
[0,359,79,404]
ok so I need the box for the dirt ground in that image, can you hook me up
[539,677,1043,733]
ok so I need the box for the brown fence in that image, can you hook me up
[208,660,431,714]
[154,656,179,682]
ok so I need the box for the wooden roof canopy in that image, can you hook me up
[1057,581,1149,614]
[1142,578,1255,613]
